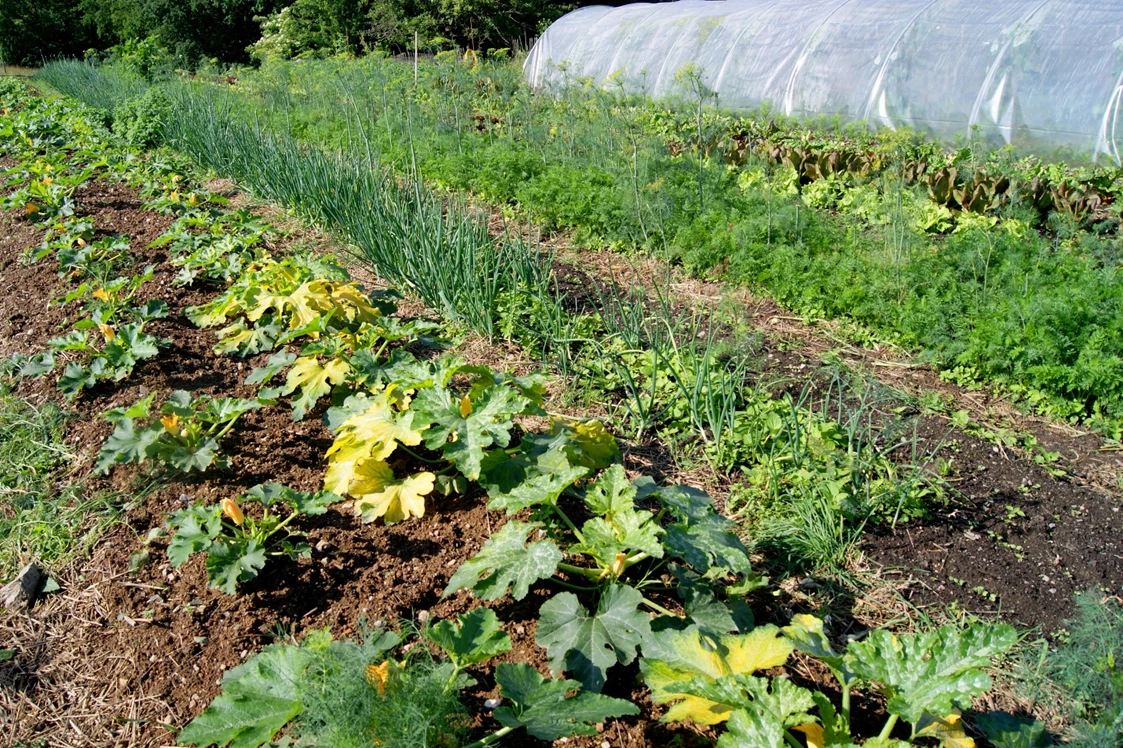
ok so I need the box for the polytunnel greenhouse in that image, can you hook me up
[524,0,1123,163]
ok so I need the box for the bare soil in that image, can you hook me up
[0,178,699,748]
[0,175,1117,747]
[544,247,1123,632]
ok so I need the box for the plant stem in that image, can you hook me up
[397,444,447,464]
[877,714,899,742]
[445,663,463,691]
[212,415,244,441]
[552,504,584,544]
[464,726,515,748]
[783,730,804,748]
[556,561,603,582]
[273,510,302,534]
[372,338,390,361]
[621,551,649,572]
[640,596,677,617]
[551,577,600,592]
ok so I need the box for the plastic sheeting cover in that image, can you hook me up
[524,0,1123,163]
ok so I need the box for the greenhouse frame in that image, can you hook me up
[525,0,1123,163]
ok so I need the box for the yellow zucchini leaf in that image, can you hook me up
[351,460,435,524]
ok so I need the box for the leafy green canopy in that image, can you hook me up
[0,0,100,66]
[252,0,591,60]
[1,0,637,66]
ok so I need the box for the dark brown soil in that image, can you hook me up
[2,171,1116,747]
[540,247,1123,633]
[868,418,1123,631]
[0,178,704,747]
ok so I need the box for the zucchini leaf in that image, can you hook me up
[844,623,1017,724]
[569,465,664,569]
[483,446,588,514]
[547,416,619,470]
[639,624,793,725]
[425,607,512,670]
[915,711,976,748]
[492,662,639,741]
[323,386,425,496]
[207,537,268,594]
[783,614,857,688]
[274,354,350,421]
[415,383,529,480]
[349,460,435,524]
[535,583,652,692]
[638,479,755,578]
[443,520,561,601]
[94,417,163,473]
[677,673,815,728]
[178,643,311,748]
[715,706,788,748]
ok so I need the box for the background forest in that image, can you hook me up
[0,0,645,67]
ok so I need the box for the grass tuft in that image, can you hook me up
[0,392,121,578]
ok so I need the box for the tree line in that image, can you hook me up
[0,0,648,67]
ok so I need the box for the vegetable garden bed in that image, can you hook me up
[0,75,1120,748]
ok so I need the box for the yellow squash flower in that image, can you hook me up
[366,661,391,696]
[220,498,245,526]
[608,551,628,578]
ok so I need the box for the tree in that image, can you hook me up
[252,0,369,60]
[141,0,283,63]
[0,0,99,65]
[360,0,614,54]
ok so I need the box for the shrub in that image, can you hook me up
[113,88,171,148]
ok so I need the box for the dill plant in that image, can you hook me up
[296,629,470,748]
[1028,591,1123,745]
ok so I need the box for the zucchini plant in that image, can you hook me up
[431,413,1016,745]
[153,207,273,286]
[166,483,340,593]
[641,613,1017,747]
[1,172,84,224]
[46,321,162,398]
[13,283,169,399]
[446,462,765,693]
[177,608,638,748]
[320,356,577,525]
[95,390,271,474]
